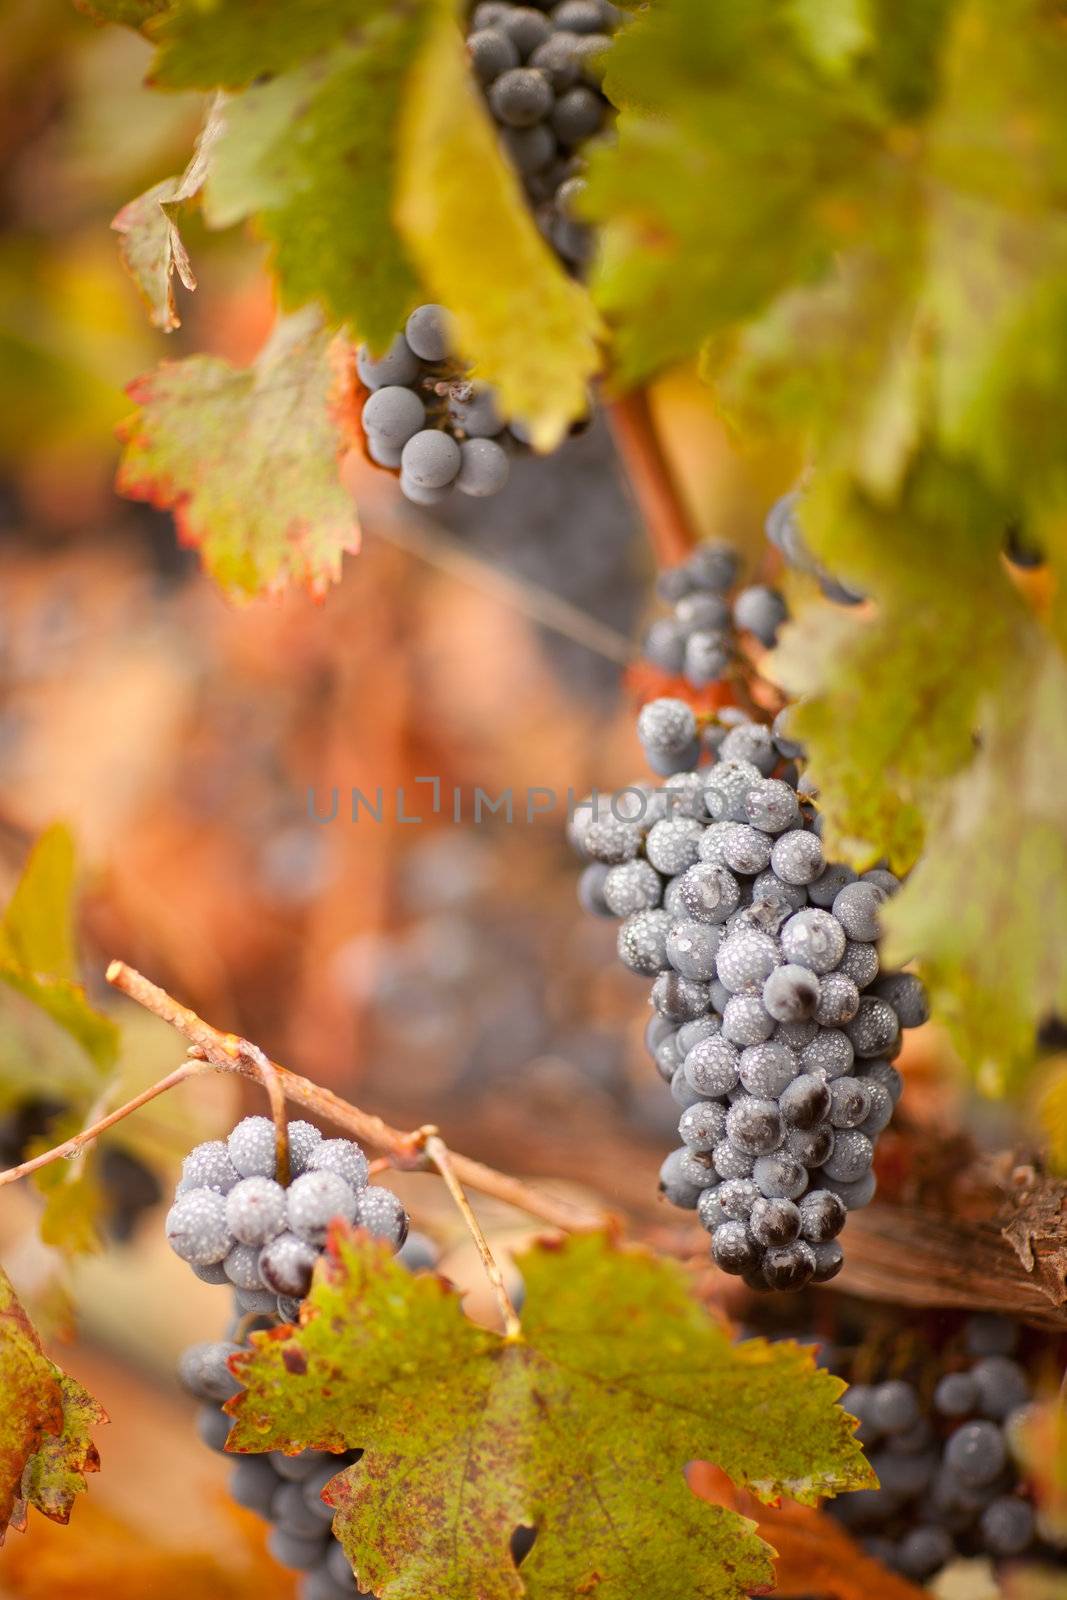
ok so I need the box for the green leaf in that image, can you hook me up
[228,1230,871,1600]
[0,1266,105,1543]
[111,100,223,332]
[145,0,378,89]
[116,308,360,598]
[73,0,169,27]
[786,0,873,76]
[395,6,602,449]
[769,459,1024,868]
[883,636,1067,1093]
[0,827,118,1075]
[200,11,427,352]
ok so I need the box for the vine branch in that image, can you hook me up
[420,1127,522,1339]
[607,388,700,568]
[0,962,606,1234]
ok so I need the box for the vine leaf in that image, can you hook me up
[0,1266,106,1543]
[228,1229,871,1600]
[396,6,602,449]
[0,825,119,1076]
[198,11,430,352]
[117,308,361,599]
[111,99,224,332]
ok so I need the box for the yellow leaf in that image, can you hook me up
[396,5,602,451]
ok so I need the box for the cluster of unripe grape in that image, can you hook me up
[832,1315,1053,1585]
[467,0,620,271]
[643,541,789,690]
[573,693,927,1292]
[178,1231,436,1599]
[164,1115,408,1319]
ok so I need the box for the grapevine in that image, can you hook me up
[0,3,1066,1599]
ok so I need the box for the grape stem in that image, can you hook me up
[0,961,609,1236]
[0,1056,212,1187]
[419,1126,522,1340]
[607,388,699,568]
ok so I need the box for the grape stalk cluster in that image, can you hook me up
[833,1315,1053,1584]
[165,1115,409,1320]
[179,1232,436,1599]
[572,696,927,1292]
[643,541,788,690]
[467,0,621,272]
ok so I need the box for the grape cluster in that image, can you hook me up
[572,697,928,1292]
[357,305,538,506]
[165,1115,409,1320]
[643,542,788,689]
[180,1233,437,1598]
[0,1095,162,1242]
[766,491,864,607]
[467,0,621,272]
[835,1316,1048,1584]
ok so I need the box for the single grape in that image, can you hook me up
[832,881,885,942]
[769,830,824,886]
[652,971,711,1021]
[166,1189,232,1265]
[684,631,730,687]
[356,333,421,390]
[711,1220,760,1275]
[704,759,762,823]
[658,1148,704,1209]
[551,84,604,143]
[721,993,775,1046]
[934,1372,978,1417]
[798,1188,846,1243]
[712,1140,756,1181]
[684,1036,740,1097]
[844,995,900,1058]
[643,617,687,673]
[501,123,557,173]
[738,1040,797,1098]
[785,1122,834,1168]
[226,1176,288,1247]
[499,5,553,56]
[871,971,930,1029]
[821,1129,873,1184]
[944,1420,1006,1487]
[726,1097,785,1157]
[752,1151,807,1200]
[676,863,741,924]
[733,585,788,647]
[401,429,462,489]
[361,386,425,447]
[895,1525,954,1580]
[716,1176,760,1220]
[308,1140,370,1192]
[228,1116,279,1179]
[779,1074,831,1131]
[287,1121,324,1176]
[603,859,662,916]
[964,1314,1019,1358]
[715,929,781,993]
[744,780,800,835]
[468,26,521,83]
[827,1077,872,1130]
[749,1196,801,1247]
[678,1100,728,1152]
[230,1455,280,1518]
[806,862,857,909]
[178,1340,242,1402]
[259,1232,319,1297]
[646,817,704,875]
[721,824,774,876]
[971,1356,1030,1420]
[404,304,452,362]
[529,31,581,90]
[762,1240,815,1291]
[872,1380,920,1435]
[617,908,670,975]
[354,1186,409,1249]
[456,437,510,497]
[762,963,820,1023]
[449,383,505,439]
[637,698,697,758]
[780,908,846,973]
[980,1495,1035,1556]
[666,919,720,981]
[814,971,861,1028]
[810,1239,844,1282]
[267,1527,329,1572]
[799,1029,854,1079]
[197,1404,232,1453]
[286,1171,358,1245]
[223,1242,264,1290]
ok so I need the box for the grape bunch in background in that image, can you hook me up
[643,541,789,690]
[573,694,927,1292]
[178,1232,436,1600]
[357,305,544,506]
[833,1315,1053,1584]
[467,0,621,272]
[165,1115,409,1320]
[765,490,865,607]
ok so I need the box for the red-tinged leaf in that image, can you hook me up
[117,308,361,599]
[226,1229,871,1600]
[0,1267,106,1543]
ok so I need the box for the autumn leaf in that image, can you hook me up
[0,826,119,1076]
[117,308,361,599]
[228,1229,871,1600]
[690,1463,927,1600]
[111,99,224,332]
[0,1266,105,1543]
